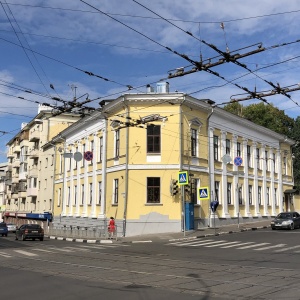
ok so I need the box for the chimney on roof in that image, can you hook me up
[156,82,169,93]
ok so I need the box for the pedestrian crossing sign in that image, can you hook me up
[178,171,188,185]
[198,187,210,200]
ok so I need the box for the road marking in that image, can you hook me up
[47,247,73,252]
[31,248,56,253]
[14,250,38,256]
[0,251,12,258]
[220,242,255,248]
[275,245,300,252]
[168,239,214,246]
[204,241,241,248]
[63,247,91,251]
[190,240,227,247]
[254,244,286,251]
[237,243,270,249]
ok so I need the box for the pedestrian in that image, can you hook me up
[108,217,115,239]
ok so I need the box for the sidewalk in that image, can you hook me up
[47,219,271,244]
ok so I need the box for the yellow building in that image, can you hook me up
[52,85,295,236]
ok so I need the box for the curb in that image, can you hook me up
[47,236,113,244]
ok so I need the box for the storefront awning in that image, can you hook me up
[4,212,52,221]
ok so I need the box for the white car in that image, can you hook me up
[6,223,17,233]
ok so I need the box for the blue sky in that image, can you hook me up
[1,0,300,162]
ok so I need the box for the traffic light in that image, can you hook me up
[171,180,179,196]
[185,184,191,194]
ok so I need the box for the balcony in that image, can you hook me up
[27,187,37,197]
[28,166,38,177]
[12,159,20,168]
[12,177,19,184]
[29,147,39,158]
[29,129,40,142]
[7,150,14,158]
[13,145,20,153]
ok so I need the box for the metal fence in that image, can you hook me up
[44,224,118,241]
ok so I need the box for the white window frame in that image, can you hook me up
[113,179,119,204]
[98,181,102,205]
[227,182,232,204]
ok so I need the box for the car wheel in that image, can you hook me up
[32,238,35,241]
[5,234,7,237]
[22,234,26,241]
[40,237,44,241]
[290,223,295,230]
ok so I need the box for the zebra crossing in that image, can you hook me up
[166,238,300,253]
[0,242,130,259]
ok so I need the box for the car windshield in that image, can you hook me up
[27,225,41,229]
[277,213,292,219]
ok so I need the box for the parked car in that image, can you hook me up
[15,224,44,241]
[0,223,8,237]
[271,212,300,230]
[6,223,17,233]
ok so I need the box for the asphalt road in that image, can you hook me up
[0,228,300,299]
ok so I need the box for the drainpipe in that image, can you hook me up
[207,106,214,227]
[122,96,129,237]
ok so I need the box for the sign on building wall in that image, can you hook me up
[198,187,210,200]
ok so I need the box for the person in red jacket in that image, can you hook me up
[108,217,115,239]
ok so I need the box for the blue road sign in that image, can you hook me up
[234,156,243,166]
[198,187,210,200]
[178,171,188,185]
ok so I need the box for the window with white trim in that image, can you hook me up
[99,137,103,162]
[115,130,120,158]
[258,186,262,205]
[191,128,197,157]
[57,188,61,207]
[81,184,84,205]
[226,139,231,155]
[227,182,232,204]
[147,177,160,203]
[113,179,119,204]
[213,135,219,161]
[98,181,102,205]
[214,181,220,203]
[67,187,70,206]
[90,140,94,165]
[74,185,77,206]
[238,185,243,204]
[89,183,92,205]
[237,142,241,157]
[147,125,160,154]
[247,145,251,168]
[248,185,252,205]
